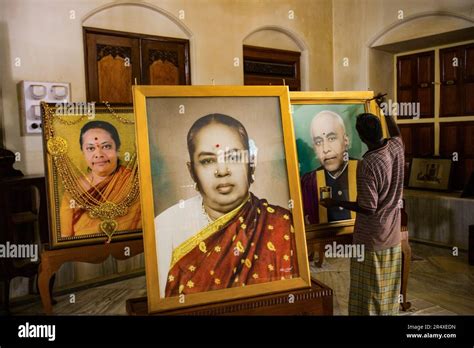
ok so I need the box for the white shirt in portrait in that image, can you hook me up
[154,195,209,298]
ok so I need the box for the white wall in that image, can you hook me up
[332,0,474,92]
[0,0,333,175]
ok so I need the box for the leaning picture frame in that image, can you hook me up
[289,91,385,234]
[41,102,142,248]
[133,85,311,313]
[408,157,452,191]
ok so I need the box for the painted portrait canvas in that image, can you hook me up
[133,86,310,313]
[41,103,142,248]
[290,92,383,231]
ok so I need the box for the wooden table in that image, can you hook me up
[39,239,144,314]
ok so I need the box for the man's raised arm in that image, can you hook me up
[375,93,401,138]
[384,112,401,138]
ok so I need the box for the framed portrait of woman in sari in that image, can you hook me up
[133,86,311,313]
[41,102,142,248]
[290,91,385,234]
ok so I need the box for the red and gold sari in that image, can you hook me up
[165,193,299,297]
[60,165,142,237]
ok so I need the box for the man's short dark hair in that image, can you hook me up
[356,113,383,144]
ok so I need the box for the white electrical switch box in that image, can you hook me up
[18,80,71,135]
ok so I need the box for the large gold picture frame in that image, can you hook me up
[290,91,386,236]
[133,86,311,313]
[41,102,142,248]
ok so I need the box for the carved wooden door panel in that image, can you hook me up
[85,32,140,103]
[440,47,461,117]
[397,55,415,111]
[84,28,191,103]
[243,45,301,91]
[399,123,434,158]
[416,52,435,118]
[440,43,474,117]
[396,51,434,119]
[141,39,190,85]
[462,44,474,115]
[440,121,474,189]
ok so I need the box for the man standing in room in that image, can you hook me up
[321,112,404,315]
[301,110,358,224]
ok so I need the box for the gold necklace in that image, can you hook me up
[42,102,140,242]
[104,101,135,124]
[201,201,215,223]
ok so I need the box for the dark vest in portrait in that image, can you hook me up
[301,159,358,225]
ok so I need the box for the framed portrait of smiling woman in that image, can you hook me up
[290,91,385,234]
[41,102,142,248]
[133,86,310,313]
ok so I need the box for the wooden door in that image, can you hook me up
[439,121,474,190]
[396,55,414,112]
[243,45,301,91]
[399,124,434,157]
[417,52,435,118]
[399,125,414,157]
[440,47,461,116]
[400,123,435,187]
[415,124,435,156]
[84,31,140,103]
[439,123,458,157]
[84,28,191,103]
[462,44,474,115]
[396,51,434,119]
[459,122,474,190]
[141,39,190,85]
[440,43,474,117]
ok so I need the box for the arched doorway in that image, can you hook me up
[242,26,309,91]
[82,2,194,102]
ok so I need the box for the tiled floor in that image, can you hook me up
[312,241,473,315]
[10,241,474,315]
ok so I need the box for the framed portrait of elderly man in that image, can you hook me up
[133,86,310,313]
[290,92,385,232]
[41,102,142,248]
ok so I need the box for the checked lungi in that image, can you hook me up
[348,244,402,315]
